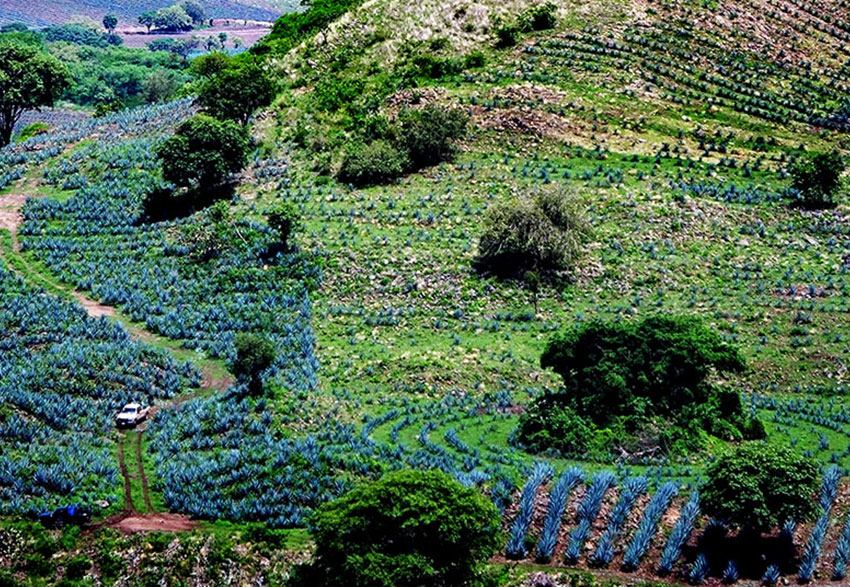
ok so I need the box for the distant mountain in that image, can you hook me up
[0,0,293,27]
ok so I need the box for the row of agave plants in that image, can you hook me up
[0,265,199,514]
[503,463,850,584]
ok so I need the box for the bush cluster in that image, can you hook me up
[290,470,502,587]
[337,105,468,186]
[517,315,764,459]
[494,2,558,48]
[791,150,845,209]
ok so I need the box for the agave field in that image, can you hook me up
[0,264,199,515]
[7,0,850,582]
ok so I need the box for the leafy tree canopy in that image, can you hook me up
[180,0,206,25]
[230,332,277,395]
[189,51,230,78]
[791,150,845,209]
[291,470,502,587]
[0,42,70,147]
[475,185,589,279]
[197,63,276,126]
[701,442,820,534]
[103,14,118,34]
[518,315,764,459]
[157,114,249,189]
[267,202,301,250]
[395,104,468,170]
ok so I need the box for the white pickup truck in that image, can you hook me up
[115,403,149,428]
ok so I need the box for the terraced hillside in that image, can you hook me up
[4,0,850,585]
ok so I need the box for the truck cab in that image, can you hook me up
[115,403,149,428]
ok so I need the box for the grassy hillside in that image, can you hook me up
[5,0,850,584]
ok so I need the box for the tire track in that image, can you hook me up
[117,432,137,515]
[136,430,154,513]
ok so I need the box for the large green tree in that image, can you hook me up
[701,442,820,534]
[518,315,763,458]
[476,185,589,278]
[157,114,249,189]
[197,64,276,126]
[0,43,70,147]
[291,470,502,587]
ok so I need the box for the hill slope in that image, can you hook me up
[5,0,850,585]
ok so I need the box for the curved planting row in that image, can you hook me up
[18,106,319,391]
[0,266,199,514]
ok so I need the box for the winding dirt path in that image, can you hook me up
[0,181,234,393]
[2,181,214,533]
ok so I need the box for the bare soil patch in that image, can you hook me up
[117,19,271,49]
[0,194,26,233]
[105,513,198,534]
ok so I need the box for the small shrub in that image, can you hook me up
[337,140,407,186]
[410,55,462,79]
[14,122,51,142]
[494,23,520,48]
[791,150,844,209]
[476,185,589,278]
[464,52,486,68]
[519,2,558,31]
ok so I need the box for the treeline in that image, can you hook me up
[0,22,192,114]
[138,1,206,33]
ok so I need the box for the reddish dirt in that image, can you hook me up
[0,193,25,233]
[90,513,198,534]
[111,513,198,533]
[117,19,271,49]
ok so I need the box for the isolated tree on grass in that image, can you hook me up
[791,150,845,209]
[103,14,118,34]
[139,11,156,34]
[157,114,249,189]
[197,63,276,126]
[476,185,589,279]
[290,470,502,587]
[230,333,276,395]
[701,442,819,535]
[0,43,70,147]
